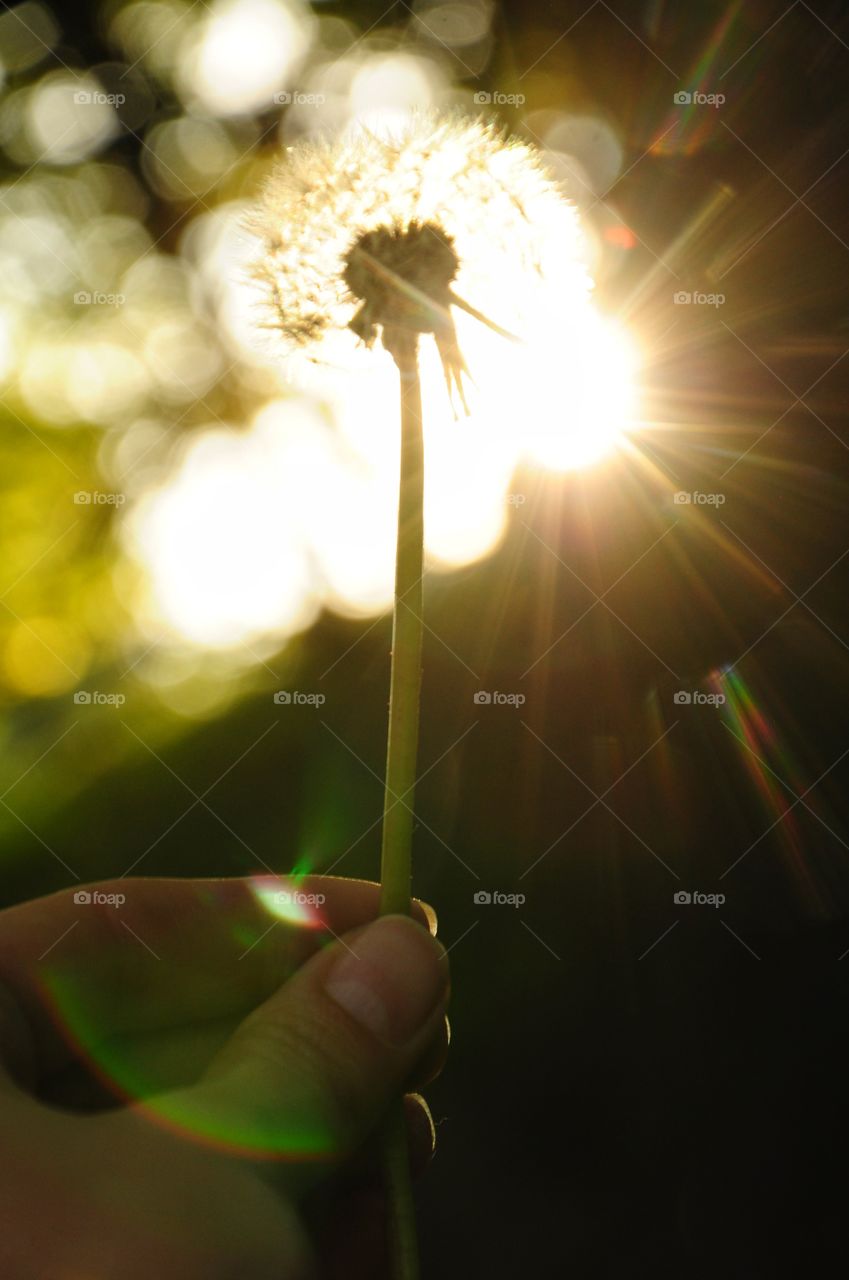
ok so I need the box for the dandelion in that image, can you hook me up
[249,112,590,402]
[249,111,590,1280]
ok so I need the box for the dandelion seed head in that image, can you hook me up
[343,222,459,343]
[248,113,592,387]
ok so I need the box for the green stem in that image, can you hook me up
[380,334,424,1279]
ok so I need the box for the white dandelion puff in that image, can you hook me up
[248,112,592,407]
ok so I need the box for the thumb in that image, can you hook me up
[160,915,448,1177]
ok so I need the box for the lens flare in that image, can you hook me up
[710,666,829,911]
[249,873,327,928]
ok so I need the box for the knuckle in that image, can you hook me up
[225,1005,373,1156]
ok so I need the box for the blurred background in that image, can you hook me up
[2,0,849,1273]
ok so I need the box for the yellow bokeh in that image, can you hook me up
[3,617,89,697]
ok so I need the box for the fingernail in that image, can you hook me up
[413,898,438,936]
[325,915,448,1046]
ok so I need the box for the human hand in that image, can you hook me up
[0,876,449,1278]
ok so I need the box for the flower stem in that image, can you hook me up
[380,333,424,1280]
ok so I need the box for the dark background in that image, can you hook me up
[4,1,849,1274]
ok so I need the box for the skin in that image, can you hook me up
[0,876,450,1279]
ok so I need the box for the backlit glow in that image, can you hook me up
[250,875,326,928]
[127,407,322,647]
[178,0,314,116]
[126,295,636,649]
[126,114,637,651]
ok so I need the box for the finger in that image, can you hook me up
[321,1091,436,1192]
[0,877,434,1080]
[36,1018,239,1109]
[310,1094,437,1280]
[307,1095,437,1280]
[403,1091,437,1178]
[152,915,449,1183]
[298,1094,433,1280]
[408,1014,450,1090]
[312,1184,388,1280]
[34,1003,446,1114]
[0,1093,316,1280]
